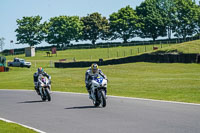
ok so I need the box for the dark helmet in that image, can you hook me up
[38,67,44,74]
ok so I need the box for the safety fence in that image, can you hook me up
[1,36,200,56]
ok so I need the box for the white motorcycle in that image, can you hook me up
[90,74,107,107]
[38,75,51,101]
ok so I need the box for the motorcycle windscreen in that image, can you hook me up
[94,76,103,84]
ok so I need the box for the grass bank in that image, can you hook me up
[4,43,170,67]
[155,40,200,54]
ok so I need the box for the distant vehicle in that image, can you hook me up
[8,58,31,68]
[0,56,7,72]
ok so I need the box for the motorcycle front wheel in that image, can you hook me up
[40,88,46,101]
[45,88,51,101]
[41,94,46,101]
[93,100,100,107]
[93,90,100,107]
[100,90,106,107]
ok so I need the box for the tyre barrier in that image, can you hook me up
[55,53,199,68]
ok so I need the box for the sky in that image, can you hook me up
[0,0,199,51]
[0,0,146,50]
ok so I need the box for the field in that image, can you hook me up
[4,43,170,67]
[1,40,200,103]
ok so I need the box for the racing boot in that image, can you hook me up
[88,90,92,99]
[35,86,40,95]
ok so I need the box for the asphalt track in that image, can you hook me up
[0,90,200,133]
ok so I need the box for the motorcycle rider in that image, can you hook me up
[33,67,51,95]
[85,63,107,99]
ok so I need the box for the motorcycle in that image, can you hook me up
[90,74,107,107]
[38,75,51,101]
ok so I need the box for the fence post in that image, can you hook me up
[73,57,76,62]
[124,51,126,57]
[50,60,53,68]
[138,48,140,54]
[107,47,110,59]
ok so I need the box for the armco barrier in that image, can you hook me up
[55,53,199,68]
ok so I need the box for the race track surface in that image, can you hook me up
[0,90,200,133]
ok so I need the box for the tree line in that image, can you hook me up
[15,0,200,47]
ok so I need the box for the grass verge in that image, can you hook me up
[1,62,200,103]
[0,120,37,133]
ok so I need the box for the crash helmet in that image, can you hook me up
[38,67,44,74]
[91,63,98,73]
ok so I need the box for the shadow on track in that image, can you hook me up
[18,100,44,103]
[65,105,99,109]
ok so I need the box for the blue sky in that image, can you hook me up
[0,0,145,50]
[1,0,199,50]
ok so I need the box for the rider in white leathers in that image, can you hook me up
[33,67,51,95]
[85,63,107,98]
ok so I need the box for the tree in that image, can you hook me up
[173,0,199,39]
[157,0,176,39]
[0,37,5,52]
[44,16,83,47]
[81,12,109,45]
[136,0,167,41]
[195,3,200,35]
[109,5,141,43]
[15,16,43,46]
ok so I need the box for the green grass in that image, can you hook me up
[4,43,170,67]
[0,120,37,133]
[1,40,200,103]
[1,62,200,103]
[155,40,200,54]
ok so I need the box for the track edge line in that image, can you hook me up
[0,117,46,133]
